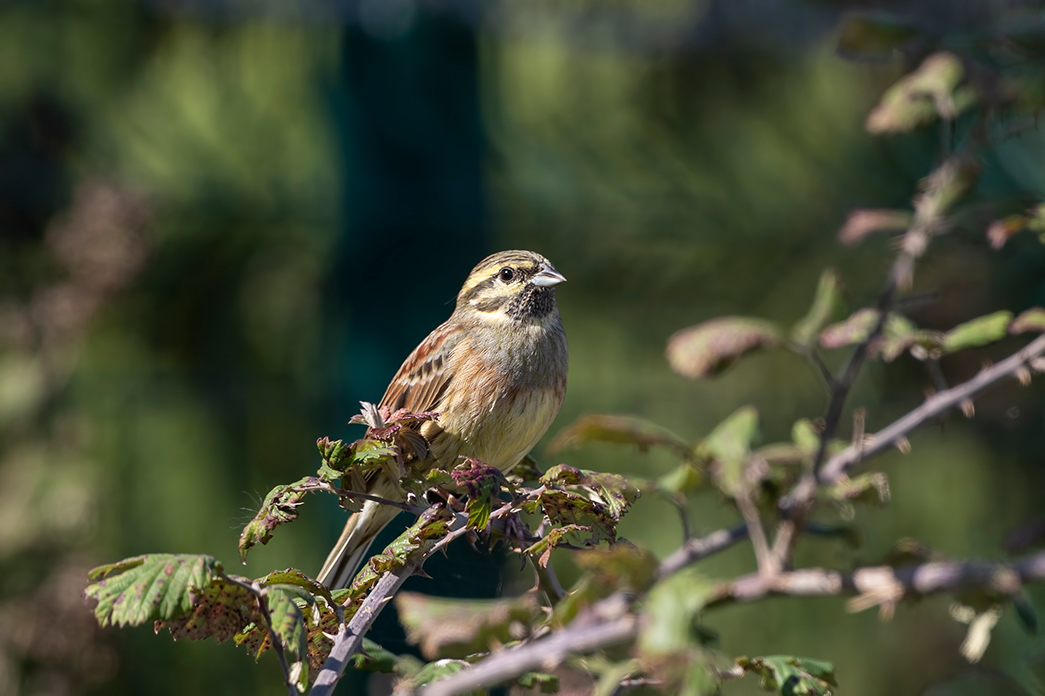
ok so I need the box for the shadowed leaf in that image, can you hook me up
[155,576,258,644]
[791,270,843,348]
[667,317,783,379]
[396,592,539,659]
[549,413,690,457]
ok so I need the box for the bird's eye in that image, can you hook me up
[498,267,516,282]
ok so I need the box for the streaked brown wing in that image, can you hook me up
[379,318,464,417]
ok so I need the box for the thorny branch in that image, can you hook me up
[223,576,298,696]
[416,329,1045,696]
[310,504,518,696]
[419,542,1045,696]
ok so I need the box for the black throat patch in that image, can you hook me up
[505,285,556,319]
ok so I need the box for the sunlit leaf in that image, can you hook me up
[735,655,837,695]
[1010,307,1045,334]
[666,317,783,379]
[85,554,222,627]
[698,406,760,497]
[942,311,1014,353]
[866,52,976,133]
[639,567,714,656]
[451,457,507,530]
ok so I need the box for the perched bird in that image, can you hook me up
[318,250,569,589]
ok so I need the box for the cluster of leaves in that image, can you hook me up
[81,402,648,693]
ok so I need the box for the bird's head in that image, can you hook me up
[456,250,566,321]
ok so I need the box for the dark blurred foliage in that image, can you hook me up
[3,0,1045,694]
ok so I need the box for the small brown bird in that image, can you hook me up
[318,250,569,589]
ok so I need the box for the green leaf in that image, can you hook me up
[84,554,222,627]
[821,472,890,508]
[866,52,976,134]
[267,586,309,690]
[352,638,400,673]
[1010,307,1045,334]
[698,406,760,497]
[549,413,691,457]
[655,461,704,496]
[450,457,507,531]
[345,505,455,603]
[942,311,1014,353]
[396,592,539,659]
[515,671,559,693]
[404,659,474,692]
[532,466,640,551]
[836,15,919,60]
[666,317,783,379]
[639,568,714,656]
[735,655,837,695]
[791,271,843,348]
[257,568,332,604]
[791,419,820,457]
[239,477,320,562]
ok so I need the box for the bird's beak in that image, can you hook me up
[531,264,567,287]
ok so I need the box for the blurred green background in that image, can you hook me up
[3,0,1045,694]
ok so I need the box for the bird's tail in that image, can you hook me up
[318,498,403,590]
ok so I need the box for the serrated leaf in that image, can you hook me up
[84,554,222,627]
[735,655,837,695]
[698,406,760,497]
[549,413,691,457]
[258,568,332,604]
[451,457,506,531]
[791,271,843,348]
[239,477,320,562]
[666,317,783,379]
[942,311,1014,353]
[345,505,455,603]
[836,15,919,60]
[506,455,543,485]
[155,575,258,643]
[525,524,591,567]
[265,586,309,689]
[396,592,539,659]
[1010,308,1045,334]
